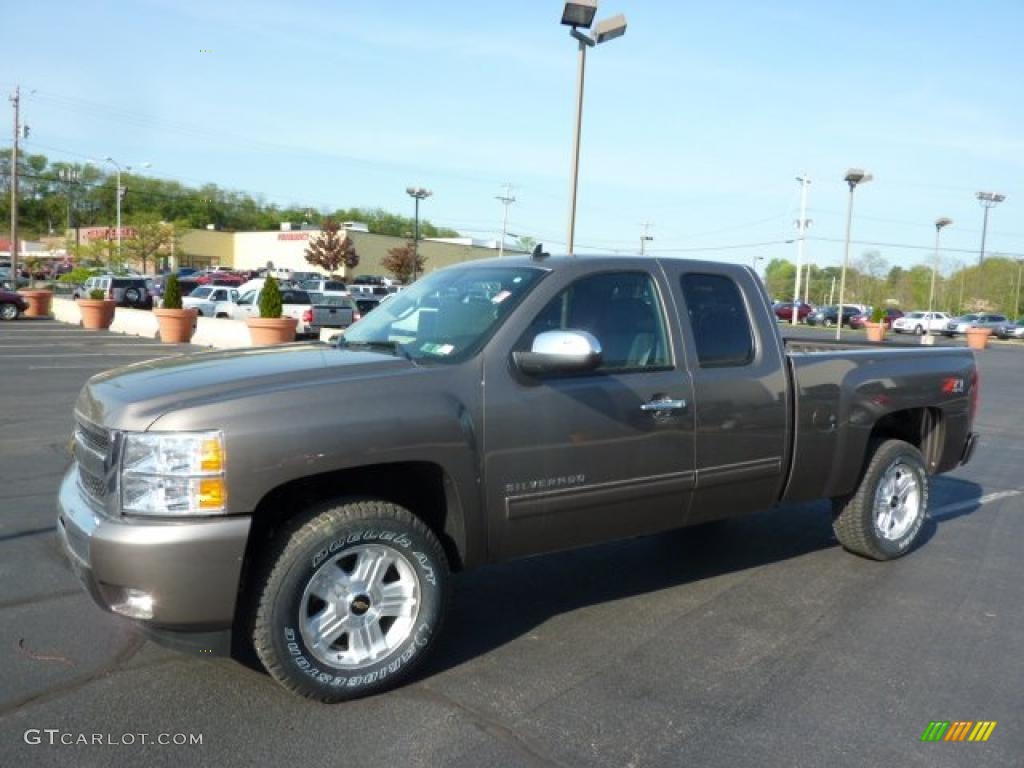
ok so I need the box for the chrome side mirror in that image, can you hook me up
[513,330,602,376]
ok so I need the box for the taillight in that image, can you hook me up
[302,308,313,323]
[969,368,980,423]
[353,312,361,322]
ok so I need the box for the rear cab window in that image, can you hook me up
[680,273,754,367]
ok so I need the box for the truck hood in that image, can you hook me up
[75,342,415,430]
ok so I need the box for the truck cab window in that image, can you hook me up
[681,273,754,367]
[522,271,670,371]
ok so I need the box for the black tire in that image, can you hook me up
[124,287,142,305]
[915,325,924,335]
[253,499,450,702]
[832,439,929,561]
[0,302,18,321]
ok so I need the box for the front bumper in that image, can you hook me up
[56,465,251,631]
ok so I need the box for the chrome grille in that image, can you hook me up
[75,418,110,456]
[77,465,107,499]
[74,416,111,502]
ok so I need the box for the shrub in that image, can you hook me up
[88,289,106,300]
[59,266,99,285]
[163,273,183,309]
[259,275,283,318]
[871,307,885,323]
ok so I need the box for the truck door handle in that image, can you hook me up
[641,397,687,412]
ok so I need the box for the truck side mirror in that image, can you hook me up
[513,330,602,376]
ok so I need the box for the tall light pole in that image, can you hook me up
[926,217,953,342]
[836,168,873,340]
[101,157,150,261]
[791,174,811,324]
[751,254,764,273]
[405,186,431,281]
[976,191,1006,266]
[561,1,627,256]
[495,183,515,258]
[58,167,81,235]
[9,86,22,286]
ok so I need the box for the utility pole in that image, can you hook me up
[9,86,20,285]
[804,263,812,304]
[829,276,836,306]
[640,221,653,255]
[791,174,810,324]
[495,183,515,258]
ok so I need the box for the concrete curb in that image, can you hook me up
[51,298,254,349]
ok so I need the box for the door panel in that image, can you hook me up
[483,268,696,561]
[660,265,790,524]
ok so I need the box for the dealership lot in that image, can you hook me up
[0,319,1021,767]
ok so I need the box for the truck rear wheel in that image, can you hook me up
[831,439,929,560]
[253,500,450,702]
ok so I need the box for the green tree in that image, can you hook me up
[260,275,283,318]
[162,273,183,309]
[763,258,797,300]
[123,213,177,274]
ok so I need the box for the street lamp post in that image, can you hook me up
[751,254,764,273]
[926,217,953,343]
[405,186,431,281]
[561,1,627,256]
[835,168,873,340]
[976,191,1006,267]
[791,174,810,325]
[100,157,150,261]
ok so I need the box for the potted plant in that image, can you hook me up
[965,325,991,350]
[153,273,198,343]
[865,307,887,342]
[246,275,297,345]
[78,288,117,330]
[18,257,53,317]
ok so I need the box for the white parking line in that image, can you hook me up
[930,489,1021,519]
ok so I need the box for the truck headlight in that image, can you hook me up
[120,431,227,515]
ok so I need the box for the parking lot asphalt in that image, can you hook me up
[1,318,1021,767]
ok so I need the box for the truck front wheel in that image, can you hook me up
[252,500,450,702]
[831,439,929,560]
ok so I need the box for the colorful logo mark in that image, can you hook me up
[921,721,997,742]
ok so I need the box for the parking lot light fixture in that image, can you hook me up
[926,217,953,341]
[561,0,598,28]
[562,1,627,256]
[406,187,432,282]
[835,168,873,340]
[975,191,1006,266]
[100,157,151,260]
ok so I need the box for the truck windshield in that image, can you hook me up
[342,266,544,363]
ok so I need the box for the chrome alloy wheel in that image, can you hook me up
[873,461,922,541]
[299,544,420,669]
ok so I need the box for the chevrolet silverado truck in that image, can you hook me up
[57,255,979,702]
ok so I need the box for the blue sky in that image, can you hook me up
[5,0,1023,272]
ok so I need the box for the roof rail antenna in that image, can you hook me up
[531,243,550,260]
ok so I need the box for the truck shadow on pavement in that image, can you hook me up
[419,476,986,678]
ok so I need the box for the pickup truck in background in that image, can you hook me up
[306,294,361,336]
[58,255,979,702]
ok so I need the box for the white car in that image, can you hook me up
[892,311,951,335]
[182,286,240,318]
[230,287,315,336]
[300,278,349,297]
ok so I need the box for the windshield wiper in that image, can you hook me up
[339,339,412,361]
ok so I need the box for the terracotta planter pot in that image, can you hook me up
[246,316,298,345]
[965,327,991,350]
[78,299,117,330]
[865,322,886,342]
[154,307,198,343]
[18,289,53,318]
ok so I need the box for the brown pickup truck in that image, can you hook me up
[58,254,979,701]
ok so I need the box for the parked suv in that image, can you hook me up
[74,275,153,309]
